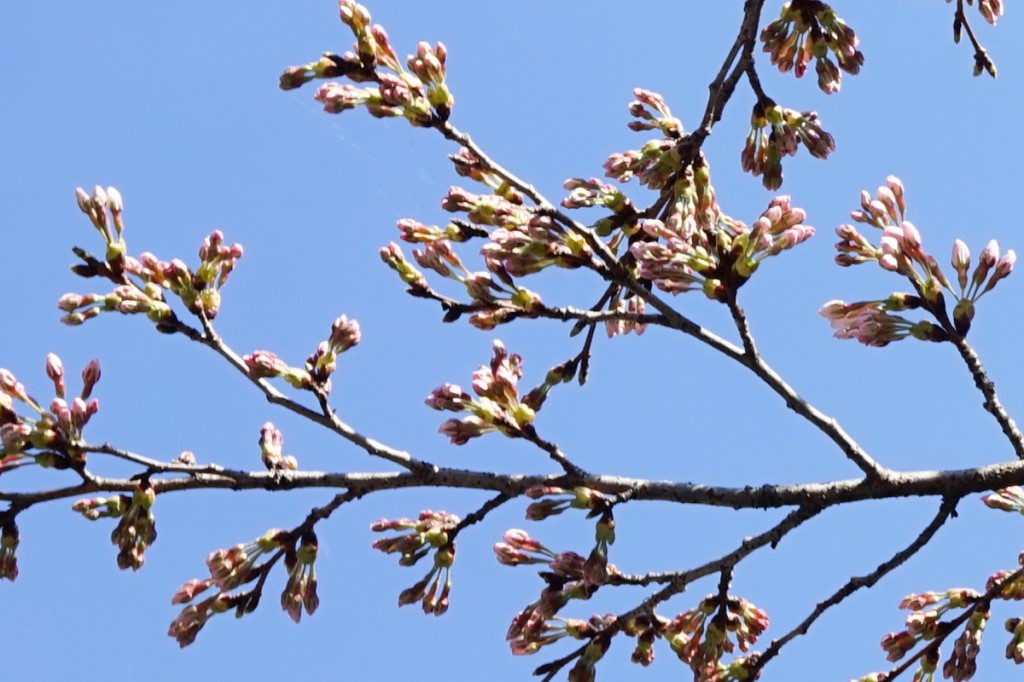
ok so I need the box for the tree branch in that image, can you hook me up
[751,495,961,675]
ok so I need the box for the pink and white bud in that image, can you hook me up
[951,239,971,291]
[329,315,361,353]
[81,358,101,399]
[106,187,123,214]
[46,353,66,398]
[972,239,1000,288]
[885,175,906,216]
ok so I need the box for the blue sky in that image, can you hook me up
[3,2,1024,680]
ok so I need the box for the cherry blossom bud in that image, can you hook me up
[952,239,971,291]
[46,353,65,398]
[81,358,101,399]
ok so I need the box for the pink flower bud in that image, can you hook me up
[106,187,123,214]
[46,353,65,398]
[81,358,101,399]
[75,187,92,213]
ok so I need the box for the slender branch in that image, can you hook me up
[8,450,1024,512]
[752,495,961,675]
[691,0,767,145]
[189,315,433,473]
[743,353,889,478]
[727,294,759,360]
[411,283,667,329]
[451,491,513,539]
[520,425,588,478]
[950,335,1024,459]
[295,489,364,536]
[953,0,996,76]
[711,564,736,632]
[438,113,887,481]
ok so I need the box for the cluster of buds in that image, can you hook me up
[878,588,987,680]
[0,521,18,581]
[449,147,524,204]
[391,219,543,329]
[820,295,946,347]
[824,177,1015,345]
[1,356,102,476]
[605,295,647,338]
[279,53,375,91]
[631,194,813,300]
[519,486,618,586]
[523,485,612,521]
[168,528,292,646]
[505,573,607,657]
[258,422,298,471]
[74,186,126,270]
[494,528,619,587]
[481,218,593,283]
[626,88,683,137]
[1006,616,1024,664]
[760,1,864,94]
[282,1,453,125]
[987,555,1024,600]
[304,314,362,391]
[73,482,157,570]
[602,90,686,191]
[245,314,361,393]
[604,139,679,191]
[64,186,244,326]
[663,595,769,677]
[562,177,632,215]
[621,612,668,667]
[741,101,834,189]
[959,0,1004,25]
[281,532,320,623]
[426,340,539,444]
[59,283,172,326]
[371,510,460,615]
[243,350,312,389]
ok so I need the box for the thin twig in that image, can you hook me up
[451,491,513,539]
[953,0,997,76]
[950,335,1024,459]
[190,315,433,473]
[751,495,961,675]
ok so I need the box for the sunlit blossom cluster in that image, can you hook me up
[822,177,1015,346]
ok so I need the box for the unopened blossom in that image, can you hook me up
[259,422,297,471]
[1006,617,1024,664]
[626,88,683,137]
[761,2,864,93]
[168,593,237,647]
[171,578,214,605]
[820,298,946,347]
[429,341,539,445]
[604,139,678,190]
[87,483,158,571]
[742,103,834,189]
[982,486,1024,513]
[244,350,288,378]
[562,177,630,213]
[281,533,319,623]
[329,314,361,353]
[606,296,648,338]
[206,529,285,590]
